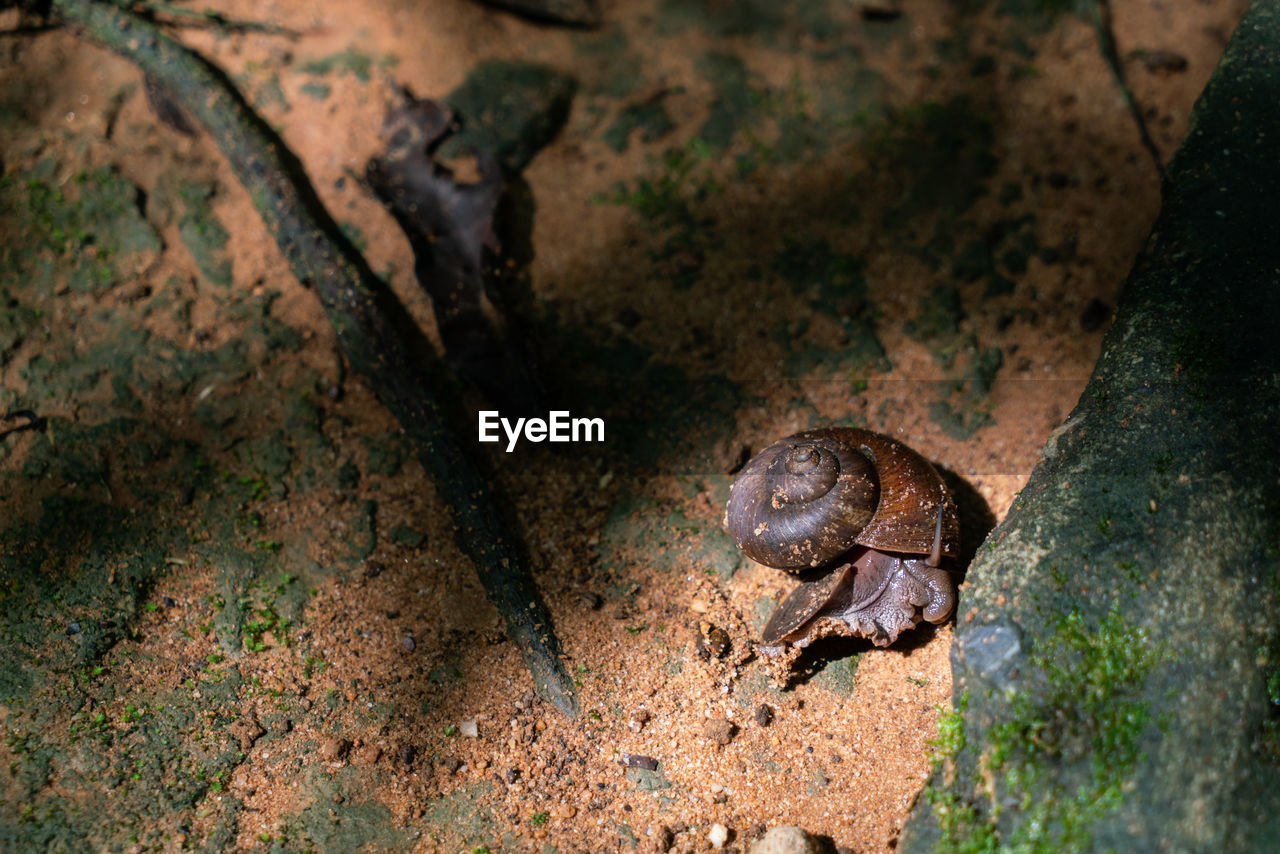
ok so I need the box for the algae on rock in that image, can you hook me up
[903,3,1280,850]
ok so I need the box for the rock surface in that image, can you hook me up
[902,2,1280,850]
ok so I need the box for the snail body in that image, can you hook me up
[725,428,958,650]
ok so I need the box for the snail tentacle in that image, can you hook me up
[927,495,944,567]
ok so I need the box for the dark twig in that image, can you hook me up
[119,0,302,38]
[0,23,61,36]
[1093,0,1167,184]
[0,410,47,440]
[53,0,578,716]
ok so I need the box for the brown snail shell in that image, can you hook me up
[724,428,959,649]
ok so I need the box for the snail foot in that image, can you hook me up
[761,553,956,653]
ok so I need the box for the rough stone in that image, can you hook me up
[702,716,736,746]
[748,825,824,854]
[319,737,350,762]
[903,4,1280,850]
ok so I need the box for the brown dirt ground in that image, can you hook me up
[0,0,1247,851]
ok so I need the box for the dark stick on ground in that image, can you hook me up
[472,0,601,28]
[1094,0,1167,183]
[127,1,303,38]
[53,0,579,717]
[0,410,47,440]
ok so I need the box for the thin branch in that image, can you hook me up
[0,23,62,36]
[119,0,302,38]
[53,0,579,716]
[0,410,47,440]
[1093,0,1167,184]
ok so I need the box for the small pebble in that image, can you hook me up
[402,635,416,652]
[621,753,659,771]
[459,720,479,738]
[748,826,824,854]
[703,717,736,746]
[754,705,774,727]
[708,823,729,849]
[628,708,650,733]
[319,737,349,762]
[399,744,417,767]
[697,621,731,660]
[353,744,382,765]
[65,622,81,636]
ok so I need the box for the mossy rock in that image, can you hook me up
[903,5,1280,849]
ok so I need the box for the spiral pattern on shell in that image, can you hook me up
[725,430,880,571]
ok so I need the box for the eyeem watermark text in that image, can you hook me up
[478,410,604,452]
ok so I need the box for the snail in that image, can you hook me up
[724,428,959,651]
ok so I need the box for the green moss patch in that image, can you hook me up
[0,161,161,293]
[298,46,392,82]
[926,607,1164,852]
[438,60,577,174]
[596,495,740,581]
[178,183,233,288]
[603,101,676,153]
[862,97,996,226]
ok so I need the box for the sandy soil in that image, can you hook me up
[0,0,1246,851]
